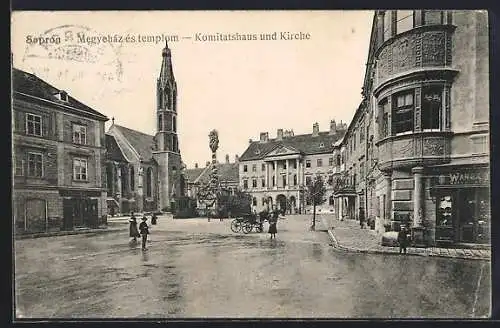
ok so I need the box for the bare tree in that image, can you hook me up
[306,175,326,231]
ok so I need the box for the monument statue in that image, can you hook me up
[209,129,219,154]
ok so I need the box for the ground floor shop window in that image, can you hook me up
[434,188,490,244]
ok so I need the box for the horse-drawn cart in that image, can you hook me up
[230,211,269,234]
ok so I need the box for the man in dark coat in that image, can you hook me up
[139,216,150,251]
[397,226,410,254]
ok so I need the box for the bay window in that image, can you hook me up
[422,86,442,130]
[383,11,393,41]
[392,91,414,134]
[381,10,449,43]
[378,98,390,138]
[423,10,444,25]
[396,10,414,34]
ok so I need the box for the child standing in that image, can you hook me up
[139,216,150,251]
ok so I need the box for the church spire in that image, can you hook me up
[159,41,174,86]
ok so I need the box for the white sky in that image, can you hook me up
[11,11,374,168]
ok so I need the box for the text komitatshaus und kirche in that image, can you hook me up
[194,32,311,41]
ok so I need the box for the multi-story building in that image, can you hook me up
[12,68,109,233]
[239,121,347,214]
[105,41,184,214]
[334,10,490,246]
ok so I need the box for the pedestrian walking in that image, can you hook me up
[151,213,158,225]
[129,212,140,243]
[397,226,410,254]
[139,216,150,251]
[359,207,366,229]
[268,209,278,239]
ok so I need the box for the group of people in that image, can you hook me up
[129,212,158,251]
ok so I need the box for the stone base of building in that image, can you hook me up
[13,188,107,235]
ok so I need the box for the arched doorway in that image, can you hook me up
[276,194,287,214]
[289,196,297,214]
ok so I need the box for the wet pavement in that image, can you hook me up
[14,215,491,318]
[325,218,491,260]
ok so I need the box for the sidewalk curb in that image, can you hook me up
[326,229,490,261]
[15,227,123,240]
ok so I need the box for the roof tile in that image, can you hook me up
[12,68,108,120]
[239,130,346,161]
[113,125,155,161]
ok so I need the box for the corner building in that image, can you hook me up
[341,10,489,246]
[12,68,109,233]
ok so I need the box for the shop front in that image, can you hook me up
[60,189,103,230]
[430,167,490,245]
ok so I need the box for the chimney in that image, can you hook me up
[329,119,337,135]
[277,129,283,141]
[195,163,198,169]
[235,154,239,163]
[312,122,319,137]
[225,154,230,163]
[259,132,269,143]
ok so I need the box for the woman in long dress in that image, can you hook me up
[268,210,278,239]
[129,214,140,242]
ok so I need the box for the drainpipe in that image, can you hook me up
[45,201,48,233]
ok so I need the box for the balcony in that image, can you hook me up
[376,131,452,171]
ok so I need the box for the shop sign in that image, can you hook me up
[437,170,489,186]
[59,189,102,198]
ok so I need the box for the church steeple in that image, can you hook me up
[152,41,183,213]
[155,41,179,154]
[159,41,174,86]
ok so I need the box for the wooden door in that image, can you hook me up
[63,198,74,231]
[25,199,46,233]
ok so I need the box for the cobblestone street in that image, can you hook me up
[14,215,491,318]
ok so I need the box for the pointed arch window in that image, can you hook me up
[158,113,163,131]
[173,89,177,112]
[130,166,135,191]
[163,89,169,109]
[173,116,177,132]
[121,166,128,195]
[146,167,153,197]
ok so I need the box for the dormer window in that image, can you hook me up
[255,149,261,155]
[56,91,69,102]
[319,142,325,148]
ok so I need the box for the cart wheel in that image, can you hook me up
[242,222,253,234]
[230,219,241,233]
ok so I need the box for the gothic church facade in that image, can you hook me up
[105,42,184,215]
